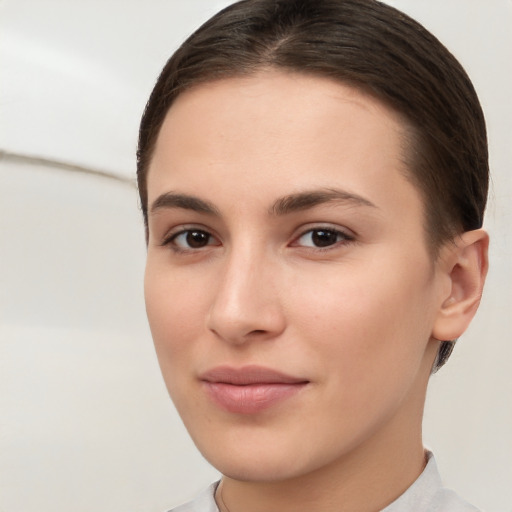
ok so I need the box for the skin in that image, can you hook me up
[144,71,488,512]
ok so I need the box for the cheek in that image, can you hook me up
[144,264,209,369]
[284,268,436,447]
[288,260,436,382]
[144,268,215,421]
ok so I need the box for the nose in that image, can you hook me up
[206,248,286,345]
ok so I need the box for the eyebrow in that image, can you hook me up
[269,188,377,215]
[150,192,220,216]
[149,188,377,217]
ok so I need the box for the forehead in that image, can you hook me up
[158,71,407,154]
[148,71,424,231]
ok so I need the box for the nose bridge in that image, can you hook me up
[207,238,284,343]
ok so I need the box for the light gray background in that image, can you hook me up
[1,1,510,511]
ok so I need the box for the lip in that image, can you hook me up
[199,365,309,414]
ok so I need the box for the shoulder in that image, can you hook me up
[168,482,219,512]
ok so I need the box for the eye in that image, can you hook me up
[166,229,219,250]
[293,228,352,248]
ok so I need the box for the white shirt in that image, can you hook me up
[169,453,480,512]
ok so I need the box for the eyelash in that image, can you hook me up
[161,228,220,253]
[292,227,355,250]
[161,226,355,253]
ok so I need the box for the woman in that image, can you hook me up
[137,1,488,510]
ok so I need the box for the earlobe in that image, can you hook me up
[432,229,489,341]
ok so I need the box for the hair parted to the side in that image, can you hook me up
[137,0,488,370]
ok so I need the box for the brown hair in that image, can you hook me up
[136,0,488,369]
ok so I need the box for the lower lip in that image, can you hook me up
[202,382,307,414]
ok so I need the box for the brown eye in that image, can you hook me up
[311,230,340,247]
[171,229,217,249]
[295,228,351,248]
[186,230,210,248]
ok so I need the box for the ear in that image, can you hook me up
[432,229,489,341]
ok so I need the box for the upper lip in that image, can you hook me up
[199,365,309,385]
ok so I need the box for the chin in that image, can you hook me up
[187,422,347,484]
[205,449,311,483]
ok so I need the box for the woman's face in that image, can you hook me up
[144,71,448,481]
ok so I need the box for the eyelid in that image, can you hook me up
[160,224,220,249]
[290,224,356,249]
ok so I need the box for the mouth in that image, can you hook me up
[199,365,309,414]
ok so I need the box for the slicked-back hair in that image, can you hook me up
[137,0,488,370]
